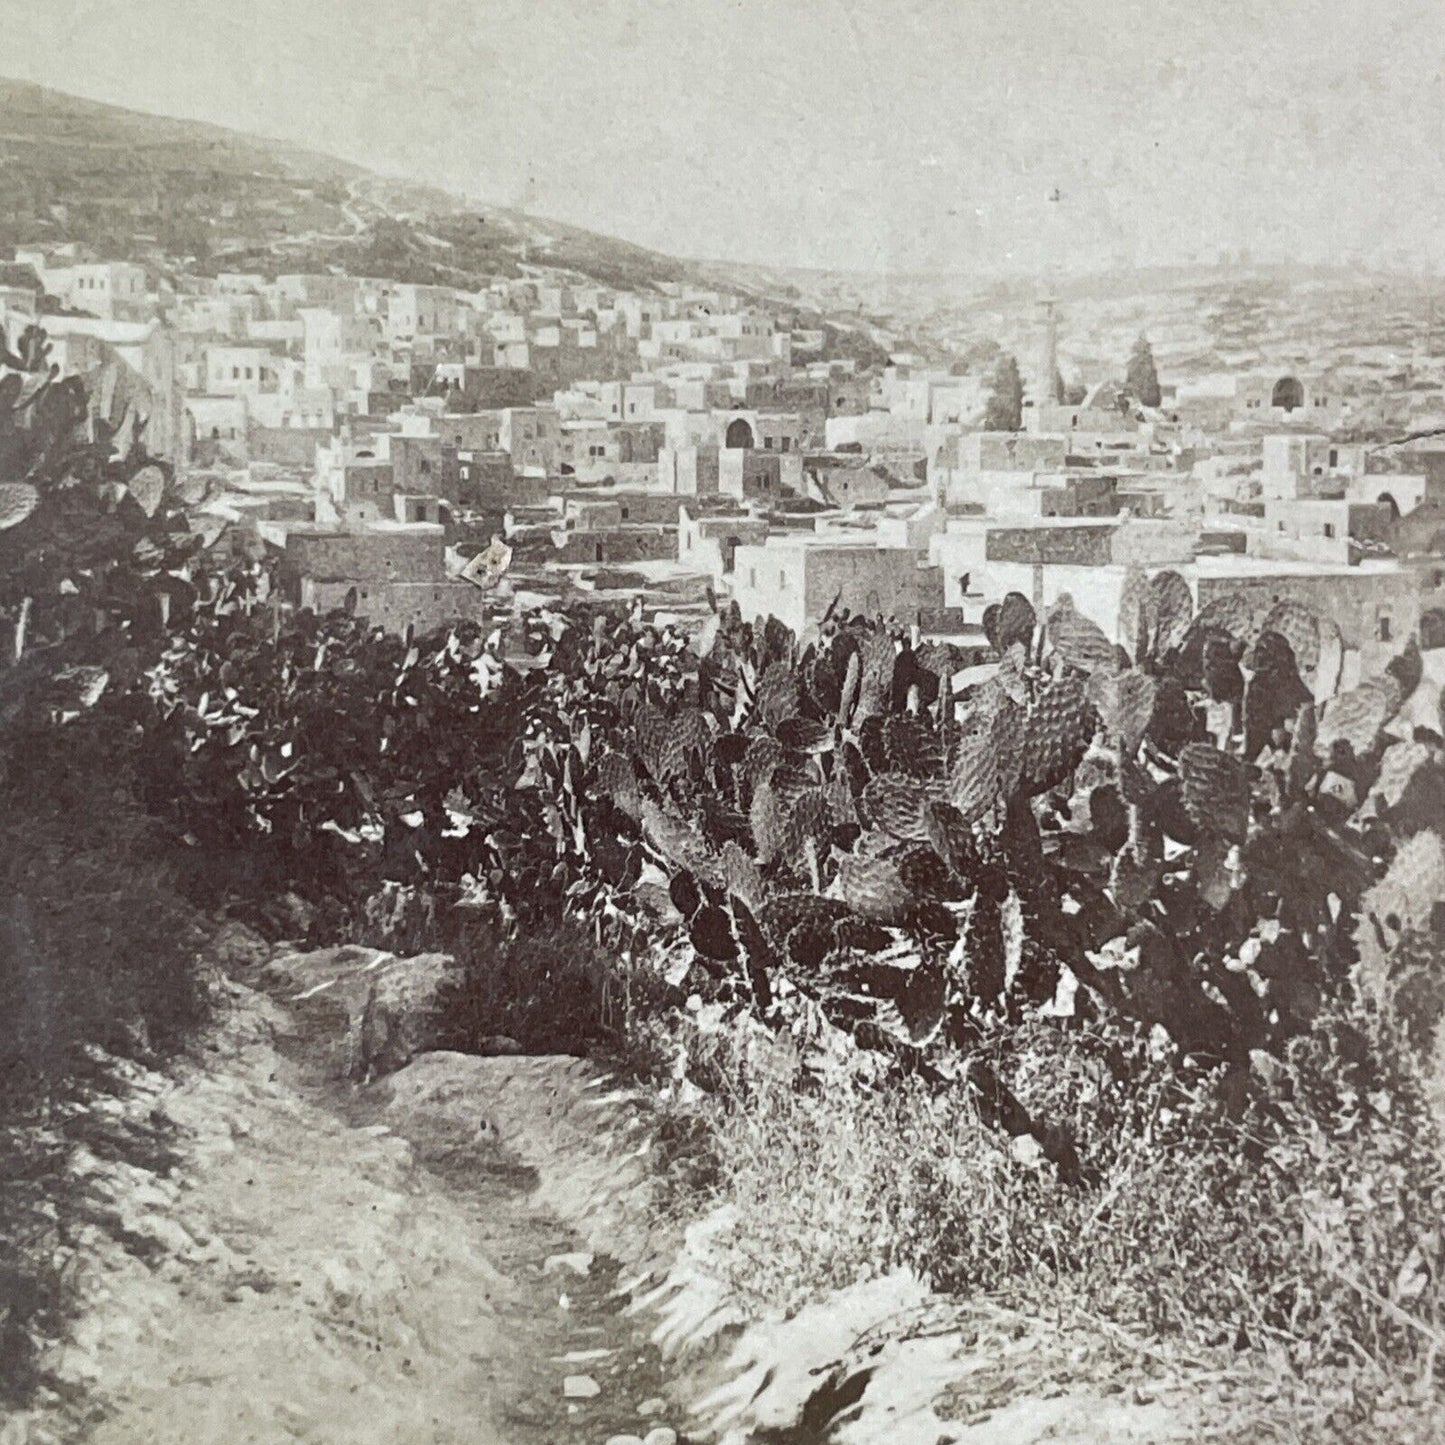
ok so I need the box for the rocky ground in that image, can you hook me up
[5,931,1284,1445]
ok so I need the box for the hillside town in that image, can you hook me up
[6,243,1445,690]
[10,3,1445,1439]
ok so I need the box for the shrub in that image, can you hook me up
[0,721,207,1076]
[0,718,206,1407]
[438,917,626,1055]
[361,902,671,1062]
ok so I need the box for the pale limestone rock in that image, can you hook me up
[261,946,462,1080]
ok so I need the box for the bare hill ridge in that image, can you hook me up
[0,76,696,292]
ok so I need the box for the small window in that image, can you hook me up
[749,568,757,587]
[1378,615,1393,641]
[1323,523,1336,539]
[1328,448,1339,468]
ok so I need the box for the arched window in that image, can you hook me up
[1271,377,1305,412]
[724,418,755,449]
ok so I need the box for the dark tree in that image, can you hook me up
[1126,334,1162,408]
[984,353,1024,432]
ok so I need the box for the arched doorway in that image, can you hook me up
[1271,376,1305,412]
[1422,608,1445,651]
[1377,491,1401,521]
[724,418,755,449]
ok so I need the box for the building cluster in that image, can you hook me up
[5,241,1445,683]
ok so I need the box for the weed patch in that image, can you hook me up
[662,997,1445,1427]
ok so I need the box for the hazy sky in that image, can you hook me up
[4,0,1443,275]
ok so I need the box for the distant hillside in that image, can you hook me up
[0,77,362,183]
[0,77,698,293]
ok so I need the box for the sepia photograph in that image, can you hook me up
[2,2,1445,1440]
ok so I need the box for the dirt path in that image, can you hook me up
[47,972,685,1445]
[21,946,1237,1445]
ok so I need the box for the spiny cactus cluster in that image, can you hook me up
[133,554,1443,1104]
[461,569,1439,1089]
[0,325,215,689]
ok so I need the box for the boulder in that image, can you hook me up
[260,946,463,1081]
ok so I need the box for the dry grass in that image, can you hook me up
[660,1001,1445,1440]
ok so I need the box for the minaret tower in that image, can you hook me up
[1032,180,1066,405]
[1033,295,1060,405]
